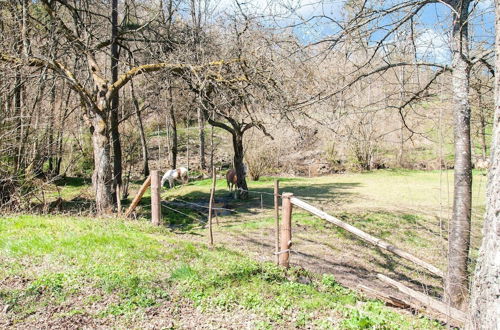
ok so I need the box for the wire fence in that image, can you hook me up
[170,197,238,213]
[156,175,475,299]
[160,201,206,224]
[38,168,466,325]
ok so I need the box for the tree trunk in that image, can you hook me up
[478,96,488,159]
[137,112,149,178]
[110,100,122,186]
[210,123,214,175]
[14,72,23,172]
[467,3,500,327]
[198,107,206,170]
[55,129,63,176]
[232,130,248,199]
[53,87,72,177]
[47,86,56,175]
[91,112,114,213]
[473,82,489,160]
[398,66,405,167]
[131,81,149,178]
[445,0,472,310]
[110,0,122,189]
[168,85,177,169]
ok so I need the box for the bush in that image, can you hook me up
[245,146,277,181]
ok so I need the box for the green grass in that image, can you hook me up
[154,169,484,297]
[21,169,487,327]
[50,170,486,263]
[50,170,486,266]
[0,215,441,328]
[158,169,485,233]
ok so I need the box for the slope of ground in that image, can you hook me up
[6,169,485,328]
[156,169,485,321]
[0,215,441,329]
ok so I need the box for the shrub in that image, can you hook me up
[245,146,277,181]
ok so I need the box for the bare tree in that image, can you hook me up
[110,0,123,196]
[467,1,500,327]
[444,0,473,309]
[281,0,492,308]
[130,79,149,178]
[0,0,240,212]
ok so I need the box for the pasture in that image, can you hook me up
[0,170,486,328]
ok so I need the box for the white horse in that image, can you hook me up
[161,167,189,188]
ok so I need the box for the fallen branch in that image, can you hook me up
[377,274,467,326]
[358,285,411,309]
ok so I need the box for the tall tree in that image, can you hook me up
[292,0,490,308]
[467,1,500,327]
[190,0,207,170]
[0,0,237,212]
[110,0,123,194]
[445,0,473,309]
[130,79,149,178]
[167,83,178,169]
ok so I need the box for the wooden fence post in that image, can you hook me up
[208,167,216,245]
[151,170,161,226]
[274,180,280,265]
[279,192,293,267]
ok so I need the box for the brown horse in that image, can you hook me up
[226,169,237,191]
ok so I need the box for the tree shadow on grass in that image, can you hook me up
[371,248,443,297]
[60,197,96,214]
[229,230,443,300]
[54,176,92,187]
[157,182,361,231]
[28,196,96,215]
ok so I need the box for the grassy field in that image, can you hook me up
[0,215,442,329]
[159,170,486,261]
[157,170,485,301]
[0,169,487,328]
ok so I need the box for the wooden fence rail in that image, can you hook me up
[378,274,466,325]
[125,175,152,217]
[282,196,444,278]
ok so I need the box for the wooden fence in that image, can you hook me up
[277,191,466,326]
[124,173,466,326]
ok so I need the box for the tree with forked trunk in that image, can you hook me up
[0,1,242,212]
[0,52,239,211]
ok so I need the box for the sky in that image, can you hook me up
[208,0,495,65]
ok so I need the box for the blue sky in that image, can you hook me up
[210,0,494,64]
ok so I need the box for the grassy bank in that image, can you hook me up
[0,215,441,329]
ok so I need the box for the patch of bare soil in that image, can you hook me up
[0,277,268,329]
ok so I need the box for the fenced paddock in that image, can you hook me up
[126,169,485,327]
